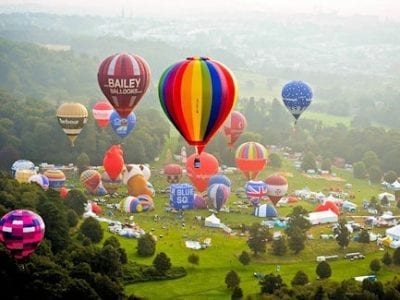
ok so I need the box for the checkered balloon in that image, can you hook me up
[0,209,45,260]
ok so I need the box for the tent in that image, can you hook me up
[253,204,278,218]
[389,180,400,191]
[204,214,222,228]
[315,201,340,216]
[378,192,395,202]
[307,209,338,225]
[386,225,400,241]
[342,201,357,213]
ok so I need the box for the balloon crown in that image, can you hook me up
[186,56,210,61]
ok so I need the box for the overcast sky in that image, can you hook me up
[1,0,400,19]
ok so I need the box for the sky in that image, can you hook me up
[1,0,400,19]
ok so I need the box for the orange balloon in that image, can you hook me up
[186,152,219,192]
[127,174,152,197]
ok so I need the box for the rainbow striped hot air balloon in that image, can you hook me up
[235,142,268,180]
[158,56,237,155]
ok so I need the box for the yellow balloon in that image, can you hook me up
[56,102,88,146]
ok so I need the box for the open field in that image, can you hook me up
[75,153,400,299]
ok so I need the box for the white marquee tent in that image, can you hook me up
[306,209,338,225]
[386,225,400,241]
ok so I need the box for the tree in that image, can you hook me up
[225,270,240,289]
[268,152,282,168]
[188,253,199,266]
[287,226,306,254]
[370,259,381,273]
[393,247,400,265]
[137,233,156,257]
[153,252,171,274]
[313,285,328,300]
[271,237,287,256]
[381,195,389,207]
[383,170,398,184]
[368,165,383,184]
[231,286,243,300]
[321,158,332,173]
[291,270,309,286]
[301,151,317,172]
[247,223,270,255]
[66,209,79,227]
[382,251,392,266]
[316,261,332,279]
[358,229,370,244]
[362,151,380,169]
[259,273,284,294]
[64,189,87,216]
[353,161,367,179]
[79,217,103,243]
[286,206,311,235]
[238,251,251,266]
[76,152,90,174]
[335,219,350,249]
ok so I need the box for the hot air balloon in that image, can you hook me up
[186,152,219,192]
[170,183,195,210]
[281,80,313,124]
[164,164,183,184]
[109,110,136,138]
[11,159,35,178]
[221,111,247,148]
[92,100,114,128]
[28,174,50,190]
[97,52,151,119]
[44,169,66,191]
[207,183,230,212]
[265,174,288,206]
[15,169,37,183]
[101,171,122,194]
[103,145,125,180]
[0,209,45,260]
[245,180,268,206]
[56,102,88,146]
[127,174,153,197]
[208,174,231,189]
[194,194,208,209]
[158,56,237,157]
[235,142,268,180]
[80,169,102,194]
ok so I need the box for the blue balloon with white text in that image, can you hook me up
[110,110,136,138]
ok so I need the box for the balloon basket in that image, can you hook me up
[194,158,201,168]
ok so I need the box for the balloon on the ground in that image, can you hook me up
[59,186,69,199]
[136,194,154,211]
[254,204,278,218]
[315,201,340,216]
[207,183,230,211]
[80,169,102,194]
[127,174,153,197]
[103,145,125,180]
[137,164,151,181]
[56,102,88,146]
[92,100,114,128]
[164,163,183,183]
[122,164,144,184]
[221,111,247,148]
[15,169,37,183]
[109,110,136,138]
[245,180,268,206]
[97,52,151,119]
[146,181,155,197]
[170,183,195,210]
[264,174,288,206]
[0,209,45,260]
[186,152,219,192]
[119,196,153,213]
[281,80,313,122]
[11,159,35,178]
[28,174,50,190]
[208,174,231,189]
[158,56,237,155]
[44,169,66,191]
[194,194,208,209]
[91,202,103,214]
[101,171,122,194]
[235,142,268,180]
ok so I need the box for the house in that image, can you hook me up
[306,210,339,225]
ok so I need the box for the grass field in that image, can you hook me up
[79,151,400,299]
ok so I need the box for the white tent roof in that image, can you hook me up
[204,214,221,227]
[390,180,400,191]
[378,192,395,202]
[386,225,400,241]
[307,209,338,225]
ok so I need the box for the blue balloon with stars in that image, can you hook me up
[281,80,313,122]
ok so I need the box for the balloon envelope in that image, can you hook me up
[80,169,102,194]
[221,111,247,148]
[235,142,268,180]
[97,52,151,118]
[101,171,122,194]
[170,183,195,210]
[208,174,231,189]
[245,180,268,206]
[186,152,219,192]
[158,56,237,154]
[265,174,288,206]
[207,183,230,211]
[56,102,88,146]
[44,169,66,191]
[281,80,313,121]
[103,145,125,180]
[11,159,35,178]
[110,110,136,138]
[92,100,114,128]
[0,209,45,260]
[28,174,50,190]
[164,164,183,184]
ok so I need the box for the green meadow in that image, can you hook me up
[87,156,399,299]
